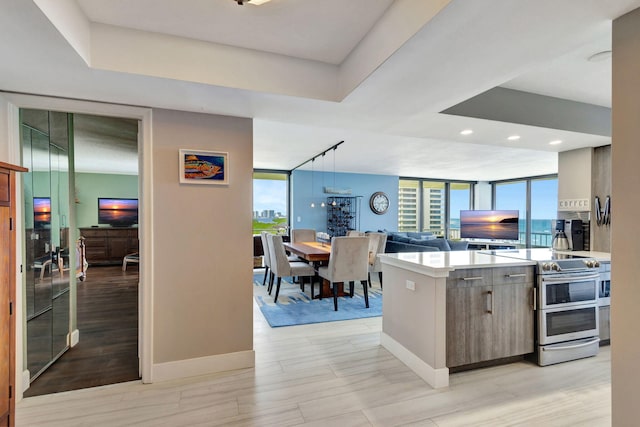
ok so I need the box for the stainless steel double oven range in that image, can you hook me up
[485,249,601,366]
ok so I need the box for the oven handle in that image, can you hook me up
[540,273,601,283]
[541,338,600,351]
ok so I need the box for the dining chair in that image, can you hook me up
[291,228,316,243]
[366,232,387,288]
[267,234,316,303]
[346,230,366,237]
[317,236,370,311]
[260,231,272,286]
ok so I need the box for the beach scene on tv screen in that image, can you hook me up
[460,210,519,240]
[98,199,138,224]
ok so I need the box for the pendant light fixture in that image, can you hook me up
[310,158,315,208]
[320,153,326,208]
[331,148,337,206]
[291,141,345,209]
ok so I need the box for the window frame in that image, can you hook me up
[491,174,558,248]
[399,177,476,237]
[253,169,291,234]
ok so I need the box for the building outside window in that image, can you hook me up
[398,180,419,231]
[252,171,289,235]
[399,179,474,236]
[422,181,445,236]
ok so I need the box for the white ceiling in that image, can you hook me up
[2,0,639,181]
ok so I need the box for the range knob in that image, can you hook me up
[585,260,601,268]
[541,263,551,271]
[551,263,561,271]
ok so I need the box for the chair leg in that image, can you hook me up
[300,276,305,292]
[274,277,282,303]
[349,281,354,297]
[362,280,369,308]
[332,282,338,311]
[262,266,269,286]
[378,272,383,289]
[268,271,275,294]
[311,276,315,299]
[368,272,372,288]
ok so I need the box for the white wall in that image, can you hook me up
[558,148,593,203]
[612,7,640,425]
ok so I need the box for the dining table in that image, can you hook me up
[282,240,349,298]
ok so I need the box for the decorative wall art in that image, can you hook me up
[179,149,228,185]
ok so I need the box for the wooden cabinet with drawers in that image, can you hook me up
[79,227,138,265]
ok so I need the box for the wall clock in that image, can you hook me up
[369,191,390,215]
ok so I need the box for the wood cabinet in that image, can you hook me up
[446,266,535,368]
[79,228,138,265]
[0,162,27,427]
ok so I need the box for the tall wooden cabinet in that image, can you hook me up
[0,162,27,427]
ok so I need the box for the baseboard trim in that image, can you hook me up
[70,329,80,347]
[381,332,449,389]
[22,370,30,394]
[152,350,255,383]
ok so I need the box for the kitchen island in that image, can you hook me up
[379,251,536,389]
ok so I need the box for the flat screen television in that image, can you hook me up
[98,198,138,227]
[33,197,51,224]
[459,210,519,240]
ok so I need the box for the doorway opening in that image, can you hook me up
[20,109,141,396]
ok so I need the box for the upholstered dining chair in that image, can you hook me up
[366,232,388,288]
[291,228,316,243]
[346,230,366,237]
[259,231,272,286]
[317,236,370,311]
[267,234,316,303]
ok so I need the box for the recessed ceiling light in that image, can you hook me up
[460,129,473,135]
[549,140,563,145]
[587,50,612,62]
[234,0,271,5]
[507,135,521,141]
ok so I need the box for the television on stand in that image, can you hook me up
[459,210,519,241]
[98,198,138,227]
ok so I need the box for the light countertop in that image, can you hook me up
[555,250,611,262]
[379,251,535,277]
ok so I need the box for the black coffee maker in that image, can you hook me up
[552,220,569,250]
[565,219,584,251]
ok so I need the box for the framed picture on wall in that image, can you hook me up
[179,149,229,185]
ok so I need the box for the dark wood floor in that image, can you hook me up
[24,265,140,397]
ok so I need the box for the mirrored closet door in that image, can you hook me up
[21,109,72,381]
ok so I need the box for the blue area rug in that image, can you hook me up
[253,273,382,327]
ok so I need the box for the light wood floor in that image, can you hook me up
[16,274,611,426]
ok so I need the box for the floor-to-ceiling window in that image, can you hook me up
[398,178,475,236]
[530,177,558,247]
[449,182,472,239]
[421,181,446,236]
[252,171,290,234]
[493,175,558,247]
